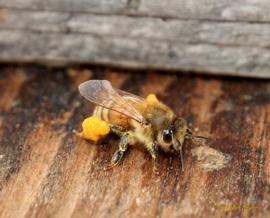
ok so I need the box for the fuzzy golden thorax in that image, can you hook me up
[137,95,188,154]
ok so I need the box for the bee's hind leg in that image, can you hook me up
[105,132,130,170]
[109,124,126,137]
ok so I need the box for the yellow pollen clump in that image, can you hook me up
[146,93,158,103]
[82,116,110,141]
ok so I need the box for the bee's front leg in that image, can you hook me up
[146,143,159,173]
[105,132,130,170]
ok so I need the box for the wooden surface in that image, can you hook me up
[1,1,270,78]
[0,65,270,218]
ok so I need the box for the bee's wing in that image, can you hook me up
[79,80,147,124]
[117,89,145,103]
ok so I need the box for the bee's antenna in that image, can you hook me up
[189,135,209,140]
[186,128,209,141]
[177,139,184,172]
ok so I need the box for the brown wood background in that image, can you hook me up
[1,0,270,78]
[0,65,269,217]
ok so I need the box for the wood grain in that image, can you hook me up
[0,1,270,78]
[0,65,270,218]
[1,0,270,22]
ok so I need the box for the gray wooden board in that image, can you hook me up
[2,10,270,48]
[0,2,270,78]
[1,0,270,22]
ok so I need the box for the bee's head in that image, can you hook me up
[157,118,187,151]
[157,117,210,171]
[157,118,188,170]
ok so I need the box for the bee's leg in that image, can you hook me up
[146,143,159,173]
[109,124,126,137]
[105,132,129,169]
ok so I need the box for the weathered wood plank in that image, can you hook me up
[1,0,270,23]
[0,65,270,218]
[0,29,270,78]
[2,9,270,48]
[0,7,270,78]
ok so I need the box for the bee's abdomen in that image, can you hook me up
[93,106,104,121]
[93,105,130,129]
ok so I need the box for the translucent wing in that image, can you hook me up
[79,80,147,124]
[117,89,145,104]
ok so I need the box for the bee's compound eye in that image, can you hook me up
[163,129,172,143]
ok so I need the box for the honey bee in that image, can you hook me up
[79,80,206,171]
